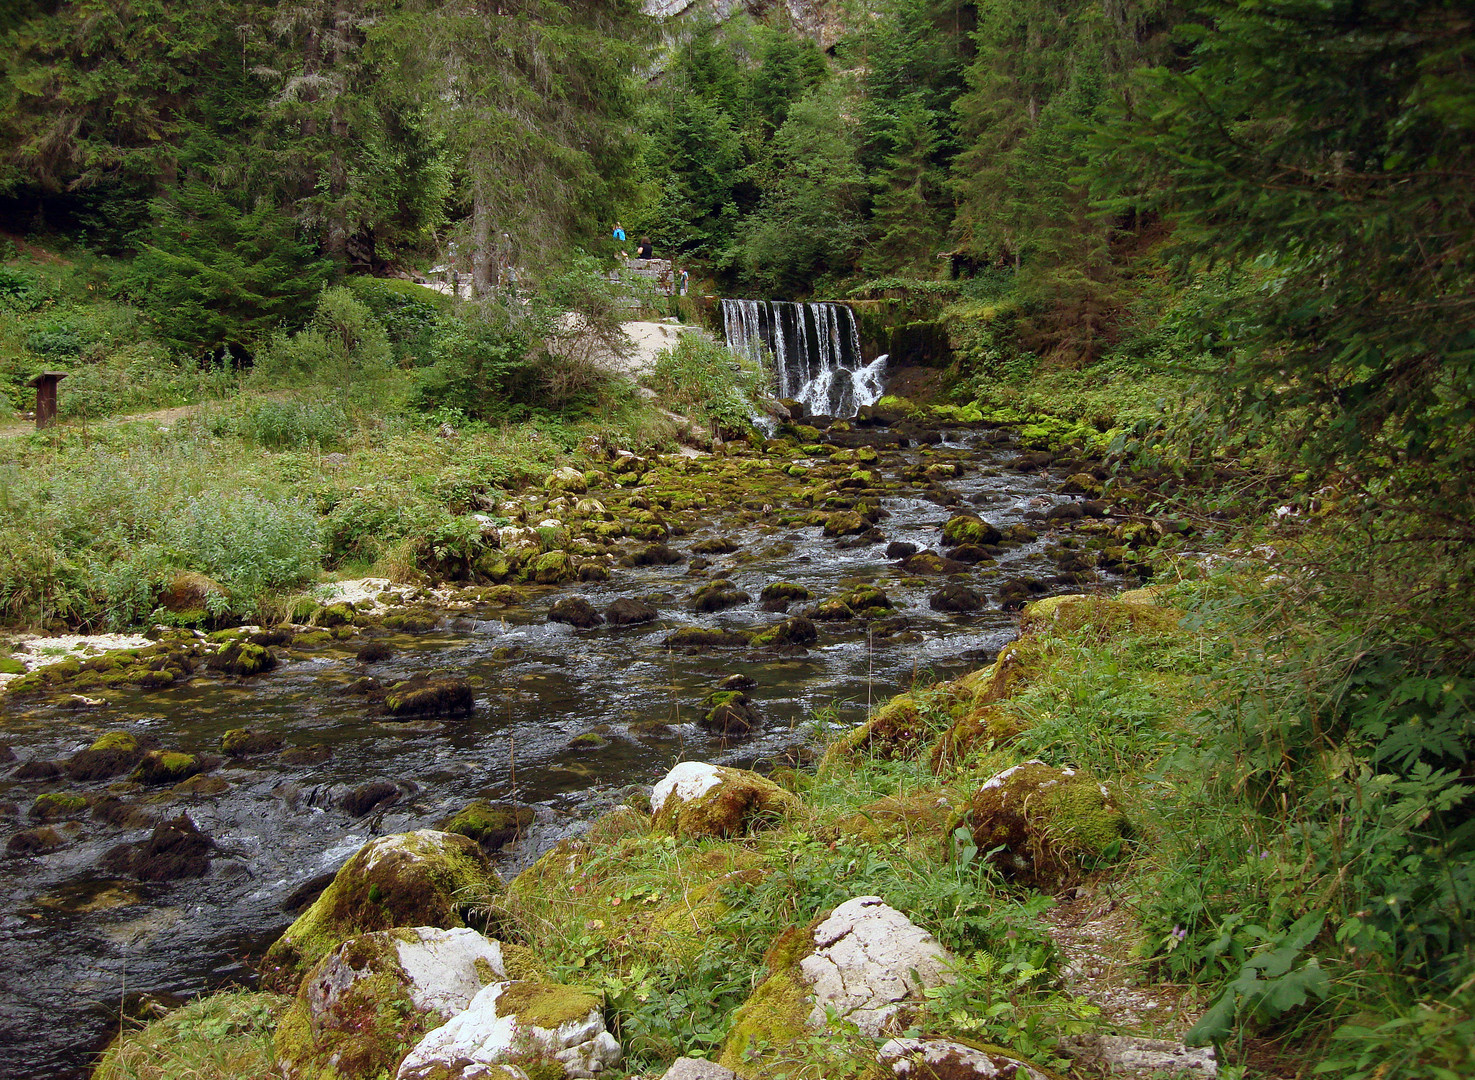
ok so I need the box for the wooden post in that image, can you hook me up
[27,371,67,429]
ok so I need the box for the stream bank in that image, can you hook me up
[2,407,1176,1077]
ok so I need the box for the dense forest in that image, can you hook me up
[2,1,1473,1078]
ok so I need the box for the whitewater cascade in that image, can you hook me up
[721,299,887,419]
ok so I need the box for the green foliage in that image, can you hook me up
[203,396,349,451]
[128,179,333,359]
[648,332,765,435]
[1096,0,1475,535]
[727,83,867,295]
[410,304,536,421]
[345,276,451,366]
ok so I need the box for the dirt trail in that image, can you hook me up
[2,400,233,440]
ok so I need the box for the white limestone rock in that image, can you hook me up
[1059,1033,1218,1077]
[799,896,955,1037]
[660,1059,740,1080]
[398,981,621,1080]
[651,760,724,815]
[879,1038,1053,1079]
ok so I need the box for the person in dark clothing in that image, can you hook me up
[636,237,653,259]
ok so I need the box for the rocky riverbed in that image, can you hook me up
[0,415,1156,1077]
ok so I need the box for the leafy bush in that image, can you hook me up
[344,276,451,366]
[254,286,392,395]
[164,490,322,598]
[410,305,537,420]
[0,266,48,312]
[24,320,85,357]
[204,396,348,450]
[649,331,766,435]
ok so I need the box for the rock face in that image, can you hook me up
[650,761,796,838]
[397,980,621,1080]
[263,830,503,987]
[877,1037,1052,1079]
[799,897,954,1036]
[719,897,954,1076]
[276,926,510,1079]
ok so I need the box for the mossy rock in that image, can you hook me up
[64,731,153,781]
[0,655,25,676]
[31,791,88,822]
[528,550,574,585]
[275,926,510,1080]
[749,615,818,649]
[962,761,1127,888]
[441,800,535,850]
[759,582,812,604]
[928,701,1022,773]
[262,830,504,989]
[837,584,894,618]
[822,511,870,537]
[102,813,214,881]
[661,626,751,651]
[699,691,761,735]
[1019,594,1181,640]
[312,602,356,627]
[6,826,64,855]
[821,694,939,767]
[833,789,958,844]
[689,579,751,613]
[942,514,1002,547]
[808,598,855,621]
[385,675,475,716]
[221,728,285,757]
[650,762,796,839]
[207,641,277,677]
[132,750,209,785]
[174,774,230,796]
[383,608,441,633]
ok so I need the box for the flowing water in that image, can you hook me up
[0,430,1100,1078]
[721,299,886,418]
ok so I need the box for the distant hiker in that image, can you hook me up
[613,222,626,242]
[636,236,653,259]
[679,268,689,296]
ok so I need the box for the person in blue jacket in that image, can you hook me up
[612,222,626,242]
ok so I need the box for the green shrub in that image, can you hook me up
[0,265,47,312]
[254,286,392,398]
[410,307,536,420]
[345,276,451,366]
[649,332,765,435]
[164,491,322,599]
[205,396,348,450]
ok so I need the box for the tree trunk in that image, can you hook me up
[471,183,494,297]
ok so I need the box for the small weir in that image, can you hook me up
[721,299,887,418]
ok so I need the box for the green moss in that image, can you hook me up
[963,761,1126,887]
[821,693,938,766]
[717,927,815,1079]
[652,767,797,839]
[93,991,288,1080]
[32,792,88,821]
[441,800,534,849]
[493,981,601,1029]
[89,732,139,753]
[1020,594,1181,640]
[132,750,204,785]
[529,550,573,584]
[262,829,503,988]
[0,656,24,675]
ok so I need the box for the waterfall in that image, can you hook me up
[719,299,886,418]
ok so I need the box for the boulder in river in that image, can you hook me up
[661,627,750,652]
[275,926,513,1080]
[132,749,212,785]
[749,616,818,649]
[397,980,621,1080]
[263,829,503,989]
[699,691,761,735]
[102,813,214,881]
[64,731,152,780]
[689,579,750,613]
[650,761,796,839]
[605,597,657,625]
[548,596,604,628]
[6,826,63,856]
[440,800,535,851]
[207,640,278,677]
[221,728,285,757]
[341,780,400,817]
[929,583,984,613]
[941,514,1002,547]
[385,676,475,716]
